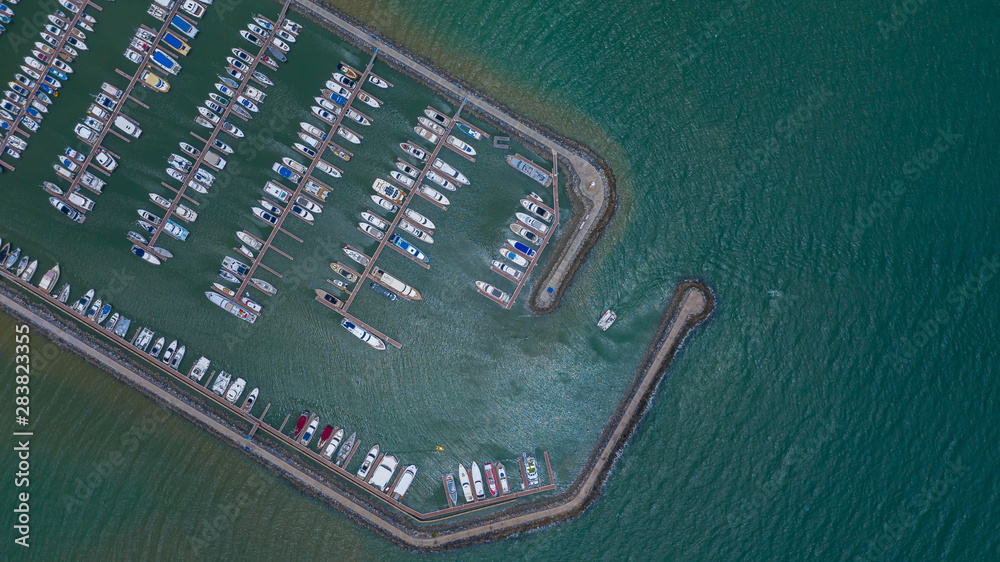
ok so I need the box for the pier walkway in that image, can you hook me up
[232,48,377,301]
[0,1,101,170]
[144,2,293,253]
[1,258,711,548]
[293,0,612,314]
[52,3,182,217]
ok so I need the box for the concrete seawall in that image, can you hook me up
[288,0,617,315]
[1,278,712,549]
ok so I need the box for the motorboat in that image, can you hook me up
[50,197,85,223]
[390,171,414,188]
[492,260,523,281]
[70,288,93,314]
[390,465,417,501]
[225,377,246,403]
[250,278,276,296]
[368,454,399,491]
[359,223,384,241]
[162,31,191,56]
[417,117,445,136]
[314,289,343,310]
[252,207,279,226]
[447,135,476,156]
[598,310,618,331]
[321,428,345,459]
[134,328,154,351]
[372,178,405,204]
[370,195,398,213]
[205,291,258,323]
[404,208,435,230]
[356,445,379,479]
[238,231,263,251]
[211,371,232,396]
[508,239,537,258]
[372,267,422,300]
[419,184,451,206]
[516,212,549,234]
[341,319,386,350]
[500,248,528,267]
[161,340,178,364]
[471,462,485,500]
[242,388,259,412]
[507,154,553,186]
[425,171,457,191]
[114,115,142,138]
[141,70,170,92]
[400,142,428,162]
[189,357,211,381]
[445,473,458,505]
[149,336,165,358]
[511,223,542,245]
[425,108,451,126]
[38,263,60,293]
[523,453,541,486]
[455,122,483,140]
[343,246,370,267]
[368,75,390,89]
[335,432,356,466]
[433,158,469,185]
[222,256,250,278]
[361,211,388,230]
[390,234,428,264]
[458,464,474,503]
[485,462,498,497]
[114,317,131,339]
[476,281,510,304]
[399,220,433,244]
[414,125,439,144]
[19,260,38,283]
[520,199,554,222]
[497,463,510,494]
[58,283,72,304]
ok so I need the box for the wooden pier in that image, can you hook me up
[482,150,561,309]
[232,49,379,302]
[342,101,467,312]
[142,3,294,254]
[0,2,101,170]
[49,3,183,216]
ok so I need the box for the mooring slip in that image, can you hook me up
[143,3,295,254]
[0,1,102,170]
[232,50,379,303]
[294,0,613,316]
[49,3,186,218]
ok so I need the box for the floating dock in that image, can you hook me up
[0,2,103,170]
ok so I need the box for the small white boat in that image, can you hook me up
[458,463,474,503]
[341,318,386,350]
[597,310,617,331]
[476,281,510,304]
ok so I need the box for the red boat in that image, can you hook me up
[485,462,498,497]
[317,425,333,449]
[293,411,309,438]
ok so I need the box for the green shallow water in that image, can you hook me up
[2,0,1000,558]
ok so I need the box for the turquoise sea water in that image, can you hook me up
[2,0,999,558]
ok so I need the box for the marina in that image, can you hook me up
[0,0,624,548]
[0,1,102,171]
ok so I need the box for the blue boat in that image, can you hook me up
[162,31,191,56]
[389,234,428,264]
[49,67,67,81]
[510,240,536,257]
[170,14,198,38]
[326,93,346,106]
[164,219,189,241]
[152,49,181,75]
[39,83,55,96]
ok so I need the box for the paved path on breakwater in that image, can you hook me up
[0,281,711,549]
[292,0,611,314]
